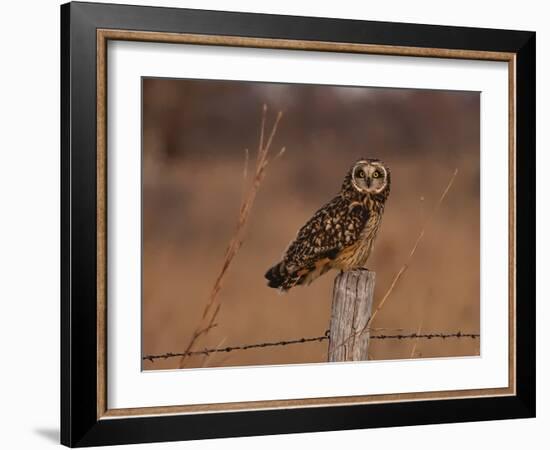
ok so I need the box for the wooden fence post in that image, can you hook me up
[328,269,375,362]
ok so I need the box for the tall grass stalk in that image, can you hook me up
[178,106,285,368]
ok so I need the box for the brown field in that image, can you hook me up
[141,79,480,370]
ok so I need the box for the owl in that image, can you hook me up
[265,158,391,291]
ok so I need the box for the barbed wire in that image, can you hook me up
[143,330,480,363]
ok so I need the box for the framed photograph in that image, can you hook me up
[61,1,535,447]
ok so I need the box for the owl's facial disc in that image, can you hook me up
[351,161,388,194]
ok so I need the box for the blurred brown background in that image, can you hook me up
[141,78,480,370]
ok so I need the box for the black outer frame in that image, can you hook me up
[61,1,535,447]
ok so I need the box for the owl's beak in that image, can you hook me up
[366,178,372,188]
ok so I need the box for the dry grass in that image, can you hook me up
[409,320,423,358]
[363,169,459,330]
[178,106,285,368]
[142,158,479,369]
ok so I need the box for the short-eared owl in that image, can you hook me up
[265,158,391,291]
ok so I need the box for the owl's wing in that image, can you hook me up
[283,197,368,273]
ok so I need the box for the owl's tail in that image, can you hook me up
[265,262,304,291]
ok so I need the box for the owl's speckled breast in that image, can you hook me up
[334,203,384,270]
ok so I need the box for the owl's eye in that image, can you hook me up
[356,170,365,178]
[372,171,380,178]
